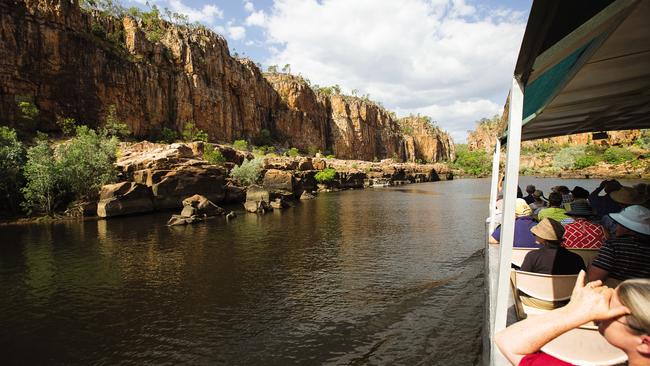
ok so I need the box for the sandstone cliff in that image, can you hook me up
[398,116,455,162]
[0,0,455,163]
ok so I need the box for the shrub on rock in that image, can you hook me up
[230,157,263,186]
[315,167,336,183]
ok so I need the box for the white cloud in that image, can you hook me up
[245,11,267,27]
[227,25,247,41]
[244,1,255,12]
[260,0,526,142]
[167,0,223,25]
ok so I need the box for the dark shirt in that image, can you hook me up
[521,245,586,275]
[492,216,541,248]
[523,194,535,205]
[591,235,650,281]
[588,194,620,218]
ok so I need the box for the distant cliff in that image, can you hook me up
[0,0,454,162]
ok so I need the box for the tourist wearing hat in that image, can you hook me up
[589,179,623,219]
[553,185,573,206]
[528,189,547,216]
[523,185,536,205]
[562,201,607,249]
[601,186,647,236]
[589,205,650,283]
[489,199,541,248]
[520,218,585,275]
[537,192,571,225]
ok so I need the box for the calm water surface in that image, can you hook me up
[0,177,642,365]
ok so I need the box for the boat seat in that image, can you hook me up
[510,270,578,320]
[568,248,600,268]
[541,327,627,366]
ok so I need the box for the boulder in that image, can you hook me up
[151,164,226,209]
[244,200,272,214]
[97,182,154,218]
[270,198,289,209]
[167,214,204,226]
[312,159,327,170]
[300,191,316,200]
[223,183,246,203]
[244,185,272,214]
[297,158,314,171]
[181,194,225,216]
[263,169,295,193]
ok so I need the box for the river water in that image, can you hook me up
[0,177,644,365]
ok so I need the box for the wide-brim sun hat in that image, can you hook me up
[609,205,650,236]
[610,186,646,205]
[566,201,596,217]
[530,218,565,241]
[515,198,532,217]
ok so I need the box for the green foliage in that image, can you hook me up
[452,145,491,175]
[553,146,585,170]
[0,127,25,212]
[267,65,278,73]
[573,155,600,169]
[317,84,341,96]
[230,157,263,186]
[232,139,248,151]
[203,144,226,164]
[56,116,77,136]
[22,140,60,215]
[102,105,130,138]
[307,145,319,157]
[159,127,178,143]
[634,130,650,150]
[315,167,337,183]
[286,147,300,157]
[22,127,118,215]
[281,64,291,73]
[325,154,335,159]
[57,126,119,200]
[521,141,560,154]
[181,121,209,142]
[254,128,273,146]
[603,146,635,164]
[18,101,39,121]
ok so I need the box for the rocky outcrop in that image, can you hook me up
[97,181,154,218]
[398,116,455,162]
[0,0,455,163]
[244,185,272,213]
[167,194,224,226]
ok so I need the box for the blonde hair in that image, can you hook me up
[618,279,650,335]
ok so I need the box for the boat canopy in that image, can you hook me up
[500,0,650,142]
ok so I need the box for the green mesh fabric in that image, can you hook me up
[522,40,594,121]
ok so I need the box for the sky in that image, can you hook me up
[122,0,532,143]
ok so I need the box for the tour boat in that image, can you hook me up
[483,0,650,365]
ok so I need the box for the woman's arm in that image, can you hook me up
[495,271,629,365]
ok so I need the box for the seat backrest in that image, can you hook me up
[513,270,578,302]
[568,248,600,267]
[511,248,536,267]
[541,327,627,366]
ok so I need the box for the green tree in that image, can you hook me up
[230,157,263,186]
[57,126,119,201]
[181,121,209,142]
[286,147,300,157]
[18,101,39,121]
[22,140,60,215]
[56,116,77,136]
[103,105,131,139]
[0,127,25,213]
[159,127,178,143]
[603,146,635,164]
[315,168,336,183]
[233,139,248,151]
[267,65,278,73]
[203,143,226,164]
[452,145,491,176]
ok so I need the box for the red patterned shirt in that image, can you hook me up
[520,352,573,365]
[562,218,606,249]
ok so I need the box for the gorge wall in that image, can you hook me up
[0,0,454,163]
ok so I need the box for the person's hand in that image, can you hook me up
[599,180,609,189]
[564,271,630,322]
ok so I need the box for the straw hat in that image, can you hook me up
[531,218,565,241]
[566,201,596,217]
[532,190,545,200]
[515,198,532,217]
[610,186,646,205]
[609,205,650,235]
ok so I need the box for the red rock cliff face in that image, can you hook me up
[0,0,455,162]
[398,117,455,162]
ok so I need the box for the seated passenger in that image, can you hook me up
[589,179,622,219]
[496,272,650,366]
[537,192,572,225]
[562,201,607,249]
[569,186,589,204]
[521,218,585,275]
[489,199,540,248]
[553,185,573,205]
[528,190,547,215]
[601,186,647,236]
[523,185,536,205]
[588,205,650,283]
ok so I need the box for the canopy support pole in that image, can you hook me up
[488,139,501,235]
[492,76,524,363]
